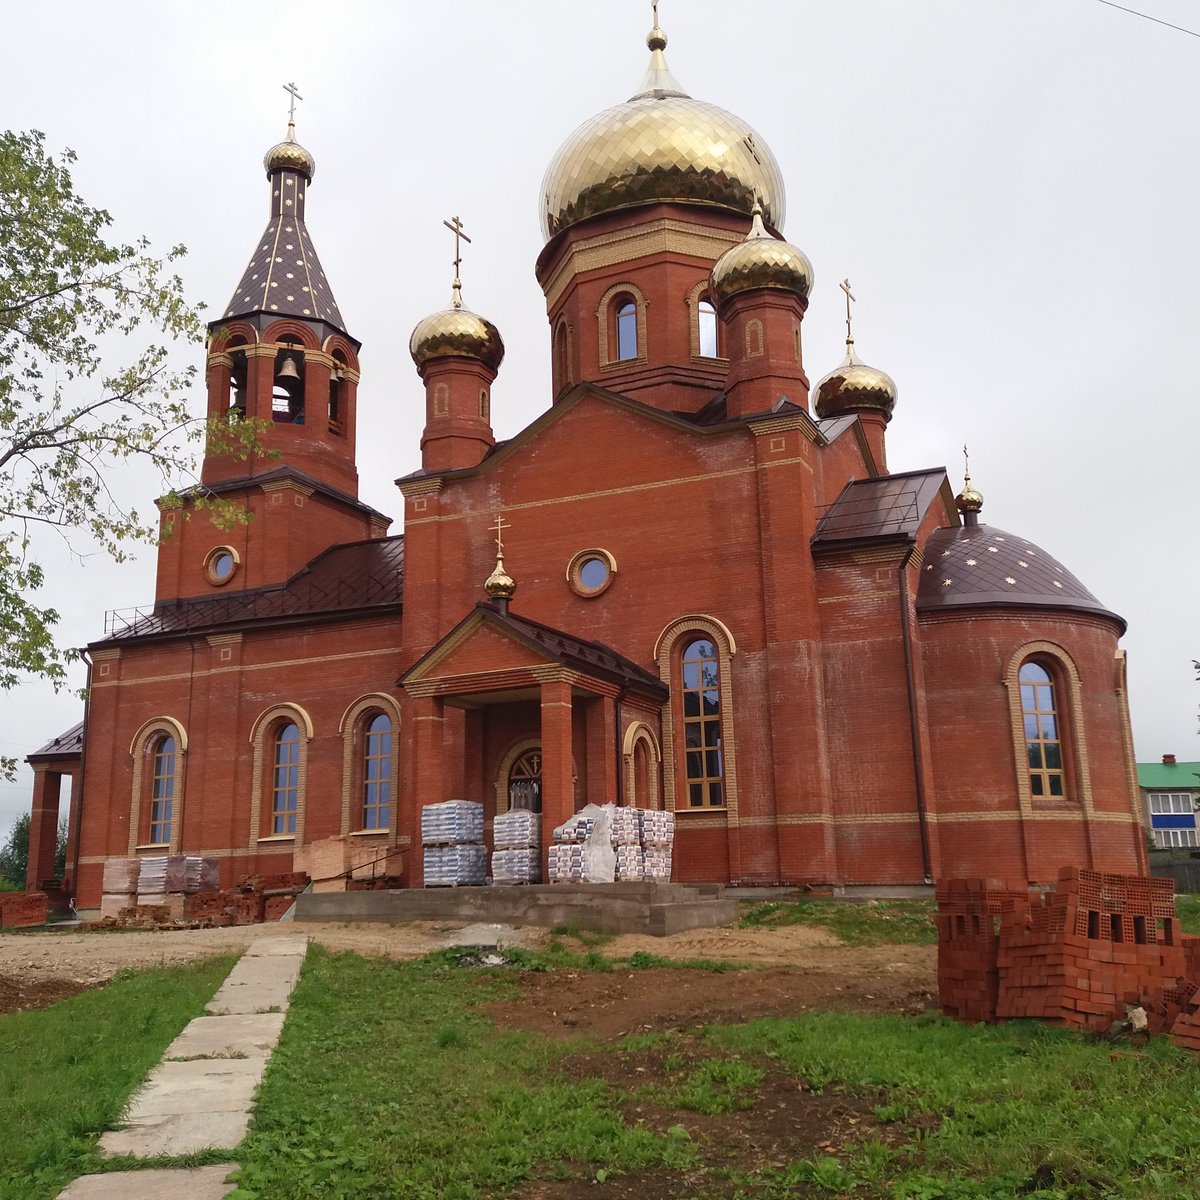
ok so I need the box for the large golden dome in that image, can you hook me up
[709,203,813,308]
[409,287,505,374]
[264,121,315,180]
[814,340,898,421]
[540,23,786,240]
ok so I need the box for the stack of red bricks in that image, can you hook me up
[938,868,1200,1038]
[0,891,48,928]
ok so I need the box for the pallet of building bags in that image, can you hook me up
[609,806,641,846]
[493,808,540,850]
[643,846,673,881]
[553,814,597,843]
[424,843,487,887]
[615,844,645,880]
[548,806,616,882]
[492,847,542,885]
[548,843,586,882]
[421,800,485,846]
[639,809,675,847]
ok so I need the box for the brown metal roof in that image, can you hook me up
[100,536,404,644]
[27,720,85,764]
[916,522,1124,629]
[812,469,947,545]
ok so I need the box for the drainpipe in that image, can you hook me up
[70,649,94,907]
[898,549,933,884]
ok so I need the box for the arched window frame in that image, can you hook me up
[744,318,764,358]
[272,335,307,424]
[655,615,739,815]
[339,694,402,844]
[596,282,648,370]
[328,349,349,435]
[553,318,574,397]
[248,704,313,846]
[687,281,726,361]
[494,737,543,817]
[622,721,663,810]
[1003,643,1093,810]
[128,717,188,853]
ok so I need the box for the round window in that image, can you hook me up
[567,548,616,598]
[204,546,240,586]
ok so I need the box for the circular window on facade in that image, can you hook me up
[204,546,240,586]
[566,548,616,598]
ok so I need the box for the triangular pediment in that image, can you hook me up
[404,610,559,686]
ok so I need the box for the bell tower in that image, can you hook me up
[154,95,390,605]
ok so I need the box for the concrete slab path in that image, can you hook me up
[53,935,309,1197]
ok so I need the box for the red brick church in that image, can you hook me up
[26,17,1147,912]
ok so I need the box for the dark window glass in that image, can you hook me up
[362,713,392,831]
[681,638,724,807]
[579,557,609,590]
[1019,661,1066,800]
[149,736,175,844]
[272,723,301,834]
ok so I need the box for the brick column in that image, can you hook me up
[540,679,575,866]
[26,767,62,891]
[405,696,446,888]
[584,693,618,806]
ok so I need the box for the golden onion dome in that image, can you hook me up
[814,339,898,421]
[709,202,813,308]
[264,121,315,180]
[409,286,505,374]
[484,553,517,602]
[540,21,785,240]
[955,477,984,515]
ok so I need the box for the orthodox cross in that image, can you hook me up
[443,215,471,306]
[652,0,659,25]
[283,81,303,123]
[743,133,761,164]
[962,444,972,482]
[840,278,856,341]
[490,512,511,559]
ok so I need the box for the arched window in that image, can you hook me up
[615,297,638,361]
[554,321,572,395]
[271,723,301,834]
[149,736,176,845]
[1019,661,1065,798]
[328,351,348,434]
[681,638,724,807]
[361,713,392,831]
[272,337,305,423]
[508,749,543,813]
[227,338,248,419]
[698,299,719,358]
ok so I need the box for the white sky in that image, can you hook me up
[1,0,1197,833]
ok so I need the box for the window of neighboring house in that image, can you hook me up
[681,637,724,807]
[272,722,301,834]
[361,713,392,831]
[615,298,638,361]
[698,298,719,358]
[149,736,176,844]
[1149,793,1197,814]
[1019,660,1065,798]
[1155,828,1199,848]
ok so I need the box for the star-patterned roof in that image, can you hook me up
[916,522,1123,628]
[221,163,347,333]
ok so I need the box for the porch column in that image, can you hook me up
[406,696,446,889]
[26,767,62,891]
[540,679,575,864]
[585,693,618,806]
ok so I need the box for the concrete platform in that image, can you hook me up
[58,1165,238,1199]
[293,881,738,936]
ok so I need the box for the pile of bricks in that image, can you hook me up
[0,891,48,928]
[100,855,220,923]
[937,868,1200,1040]
[294,836,404,894]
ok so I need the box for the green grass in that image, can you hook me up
[1174,893,1200,934]
[0,955,237,1200]
[740,896,939,945]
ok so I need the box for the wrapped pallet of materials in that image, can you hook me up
[102,857,140,895]
[421,800,484,846]
[549,805,615,882]
[614,844,645,881]
[493,808,540,851]
[137,856,168,894]
[643,846,673,882]
[424,844,487,887]
[639,808,675,847]
[609,806,641,846]
[492,847,542,885]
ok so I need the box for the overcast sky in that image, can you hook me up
[1,0,1196,834]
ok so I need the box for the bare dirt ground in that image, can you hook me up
[0,918,935,1019]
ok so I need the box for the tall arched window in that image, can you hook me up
[615,297,638,361]
[698,299,719,358]
[362,713,392,831]
[681,638,724,807]
[149,736,176,845]
[1019,661,1065,798]
[554,321,572,395]
[272,723,301,834]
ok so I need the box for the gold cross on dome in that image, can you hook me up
[652,0,659,23]
[840,278,856,341]
[283,81,303,123]
[490,511,510,557]
[963,444,972,483]
[443,215,472,304]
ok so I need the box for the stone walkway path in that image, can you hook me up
[58,934,309,1200]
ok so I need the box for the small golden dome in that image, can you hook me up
[484,554,516,601]
[409,289,505,374]
[956,477,984,514]
[540,21,785,240]
[264,121,315,180]
[709,203,813,308]
[814,340,898,421]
